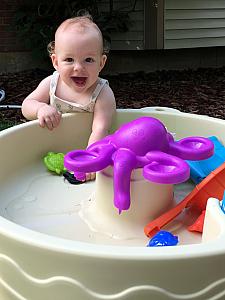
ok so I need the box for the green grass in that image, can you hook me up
[0,120,18,131]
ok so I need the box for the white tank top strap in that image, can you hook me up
[49,75,108,113]
[49,71,59,105]
[90,78,108,103]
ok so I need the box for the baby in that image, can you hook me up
[22,15,116,180]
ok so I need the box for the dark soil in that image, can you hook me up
[1,66,225,128]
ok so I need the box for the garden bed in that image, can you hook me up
[0,66,225,130]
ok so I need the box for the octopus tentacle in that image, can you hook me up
[143,151,190,184]
[112,148,137,212]
[168,137,214,160]
[64,143,116,175]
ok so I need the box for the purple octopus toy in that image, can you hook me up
[64,117,214,213]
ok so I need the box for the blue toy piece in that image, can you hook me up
[187,136,225,184]
[221,191,225,214]
[147,230,179,247]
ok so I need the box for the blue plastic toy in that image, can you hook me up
[187,136,225,184]
[221,191,225,214]
[147,230,179,247]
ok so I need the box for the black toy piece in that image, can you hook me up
[63,171,84,185]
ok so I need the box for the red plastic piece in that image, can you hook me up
[188,210,206,233]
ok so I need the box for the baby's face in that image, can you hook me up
[51,25,106,94]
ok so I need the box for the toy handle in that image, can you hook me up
[143,151,190,184]
[169,137,214,160]
[113,149,137,212]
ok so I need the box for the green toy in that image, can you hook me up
[43,152,67,175]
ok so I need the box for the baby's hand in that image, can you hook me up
[37,104,61,130]
[85,172,96,181]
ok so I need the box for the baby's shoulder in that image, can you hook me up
[99,80,114,98]
[95,81,115,109]
[38,75,52,87]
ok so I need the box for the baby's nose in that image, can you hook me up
[73,61,83,71]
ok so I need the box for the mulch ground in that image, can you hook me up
[1,66,225,127]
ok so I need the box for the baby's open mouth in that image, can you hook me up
[71,77,87,86]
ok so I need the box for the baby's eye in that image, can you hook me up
[65,58,74,63]
[85,57,94,63]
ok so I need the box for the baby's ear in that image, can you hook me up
[100,54,107,70]
[51,54,58,70]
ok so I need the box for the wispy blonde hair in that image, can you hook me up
[47,14,109,57]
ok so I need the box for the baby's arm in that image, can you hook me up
[22,75,61,130]
[85,84,116,181]
[88,84,116,146]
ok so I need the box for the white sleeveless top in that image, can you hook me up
[49,71,108,113]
